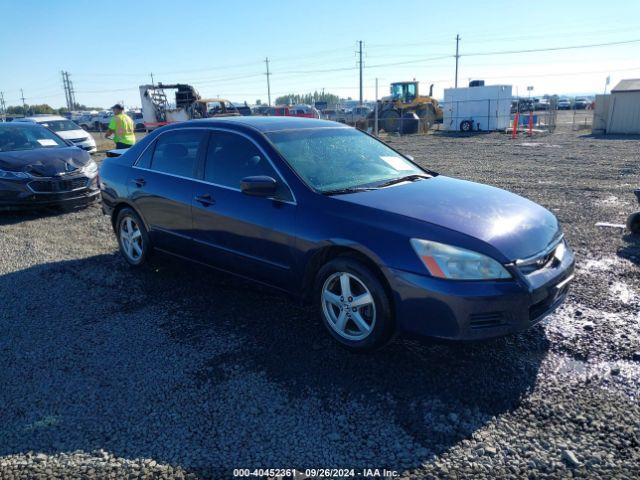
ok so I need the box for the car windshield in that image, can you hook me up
[37,119,80,132]
[0,125,67,152]
[267,127,425,193]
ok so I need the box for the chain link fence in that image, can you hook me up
[570,109,593,131]
[316,98,559,137]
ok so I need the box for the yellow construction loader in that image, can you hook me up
[371,81,443,133]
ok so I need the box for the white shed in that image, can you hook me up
[443,85,512,132]
[606,79,640,134]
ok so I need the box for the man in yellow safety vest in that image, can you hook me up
[106,104,136,149]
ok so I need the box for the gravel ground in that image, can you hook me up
[0,114,639,479]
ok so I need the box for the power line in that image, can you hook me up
[462,38,640,57]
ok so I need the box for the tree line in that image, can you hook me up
[274,91,342,106]
[3,104,101,116]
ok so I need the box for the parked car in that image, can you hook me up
[231,102,253,116]
[0,122,99,209]
[252,105,271,116]
[99,117,575,351]
[322,108,347,123]
[557,98,571,110]
[78,112,111,131]
[128,111,146,132]
[573,98,589,110]
[266,106,290,116]
[14,115,97,153]
[534,99,550,111]
[289,104,321,119]
[80,111,112,130]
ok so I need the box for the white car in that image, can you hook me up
[15,115,97,153]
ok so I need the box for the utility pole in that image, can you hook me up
[61,71,76,111]
[0,91,5,122]
[455,34,460,88]
[67,72,76,111]
[264,57,272,106]
[358,40,363,105]
[150,72,155,87]
[62,71,68,110]
[374,78,379,136]
[20,89,27,115]
[61,71,71,111]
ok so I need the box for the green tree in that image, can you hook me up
[274,92,340,106]
[6,104,57,116]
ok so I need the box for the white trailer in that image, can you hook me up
[443,84,512,132]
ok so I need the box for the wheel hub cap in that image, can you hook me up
[120,216,143,261]
[322,272,376,341]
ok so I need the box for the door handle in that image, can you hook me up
[132,177,146,187]
[195,193,215,207]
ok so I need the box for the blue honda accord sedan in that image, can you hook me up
[99,117,574,351]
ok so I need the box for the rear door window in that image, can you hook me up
[149,130,206,178]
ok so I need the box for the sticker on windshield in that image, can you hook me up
[37,139,58,147]
[380,155,412,171]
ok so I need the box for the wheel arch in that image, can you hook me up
[110,201,149,233]
[300,243,395,309]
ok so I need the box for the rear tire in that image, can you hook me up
[315,256,394,352]
[627,212,640,234]
[115,208,151,267]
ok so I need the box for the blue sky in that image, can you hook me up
[1,0,639,108]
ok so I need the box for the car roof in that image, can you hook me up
[0,121,45,128]
[174,116,348,133]
[19,115,68,123]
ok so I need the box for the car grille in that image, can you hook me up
[518,250,557,275]
[517,239,564,275]
[28,176,89,193]
[469,312,507,330]
[69,137,89,143]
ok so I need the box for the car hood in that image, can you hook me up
[0,147,91,177]
[335,175,560,261]
[55,129,91,140]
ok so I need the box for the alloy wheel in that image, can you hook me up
[119,216,143,262]
[321,272,376,341]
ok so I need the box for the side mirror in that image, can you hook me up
[240,175,278,197]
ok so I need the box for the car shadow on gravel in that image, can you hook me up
[0,204,96,226]
[0,253,549,475]
[617,233,640,266]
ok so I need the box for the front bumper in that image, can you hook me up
[0,175,99,210]
[389,246,575,340]
[71,140,97,153]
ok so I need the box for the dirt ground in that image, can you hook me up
[0,112,639,479]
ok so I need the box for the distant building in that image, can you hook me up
[593,79,640,134]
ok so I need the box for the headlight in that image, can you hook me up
[410,238,511,280]
[82,160,98,175]
[0,169,30,180]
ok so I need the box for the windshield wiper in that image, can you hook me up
[374,174,430,188]
[322,186,378,196]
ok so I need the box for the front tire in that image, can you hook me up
[115,208,151,267]
[460,120,473,132]
[315,257,394,351]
